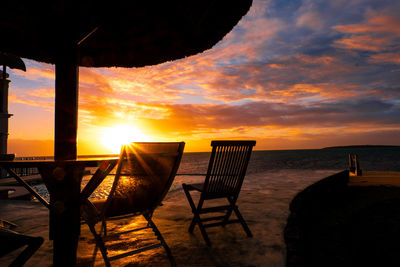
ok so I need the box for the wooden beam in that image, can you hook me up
[53,45,79,265]
[54,46,79,160]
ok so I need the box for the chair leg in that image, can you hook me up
[224,197,252,237]
[188,213,211,246]
[91,242,100,265]
[233,206,252,237]
[189,209,212,246]
[193,206,212,246]
[197,220,212,246]
[221,197,235,227]
[100,219,107,237]
[188,217,196,233]
[182,185,198,233]
[143,214,176,267]
[88,223,111,267]
[182,185,212,246]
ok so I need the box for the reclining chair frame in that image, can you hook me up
[81,142,185,266]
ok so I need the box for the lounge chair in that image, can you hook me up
[0,223,44,266]
[81,142,185,266]
[182,140,256,246]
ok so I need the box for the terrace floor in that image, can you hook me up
[0,170,337,266]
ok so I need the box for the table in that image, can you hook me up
[0,156,118,266]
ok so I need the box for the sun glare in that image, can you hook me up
[101,125,150,153]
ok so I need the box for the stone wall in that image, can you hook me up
[284,170,349,267]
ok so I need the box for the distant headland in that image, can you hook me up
[322,145,400,149]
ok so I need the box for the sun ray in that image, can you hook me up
[100,125,151,153]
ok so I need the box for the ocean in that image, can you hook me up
[179,146,400,175]
[33,146,400,201]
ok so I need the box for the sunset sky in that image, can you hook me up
[5,0,400,156]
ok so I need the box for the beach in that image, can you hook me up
[0,169,338,266]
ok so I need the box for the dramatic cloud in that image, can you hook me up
[6,0,400,154]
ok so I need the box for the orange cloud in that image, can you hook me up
[9,92,53,110]
[369,52,400,64]
[25,87,54,98]
[333,12,400,52]
[334,13,400,35]
[15,65,55,81]
[334,35,391,52]
[294,54,336,65]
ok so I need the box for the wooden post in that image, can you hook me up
[52,45,80,266]
[54,47,78,161]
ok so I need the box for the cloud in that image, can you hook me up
[369,52,400,64]
[9,86,54,110]
[14,64,54,81]
[119,98,400,136]
[24,87,54,98]
[334,34,392,52]
[333,8,400,52]
[296,10,324,30]
[7,0,400,153]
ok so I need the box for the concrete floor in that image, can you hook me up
[0,170,337,266]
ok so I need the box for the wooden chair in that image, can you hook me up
[81,142,185,266]
[182,140,256,246]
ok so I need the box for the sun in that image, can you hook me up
[101,125,151,153]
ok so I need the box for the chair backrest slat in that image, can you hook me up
[102,142,185,217]
[203,140,255,197]
[230,145,244,190]
[232,145,245,189]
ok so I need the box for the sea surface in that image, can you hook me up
[181,146,400,174]
[33,146,400,201]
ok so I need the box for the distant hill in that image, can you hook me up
[322,145,400,149]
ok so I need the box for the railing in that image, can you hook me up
[9,156,52,177]
[4,155,119,178]
[3,154,206,178]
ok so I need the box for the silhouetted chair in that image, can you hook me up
[0,222,44,266]
[81,142,185,267]
[182,140,256,246]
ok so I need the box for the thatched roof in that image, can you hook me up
[0,1,252,68]
[0,52,26,71]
